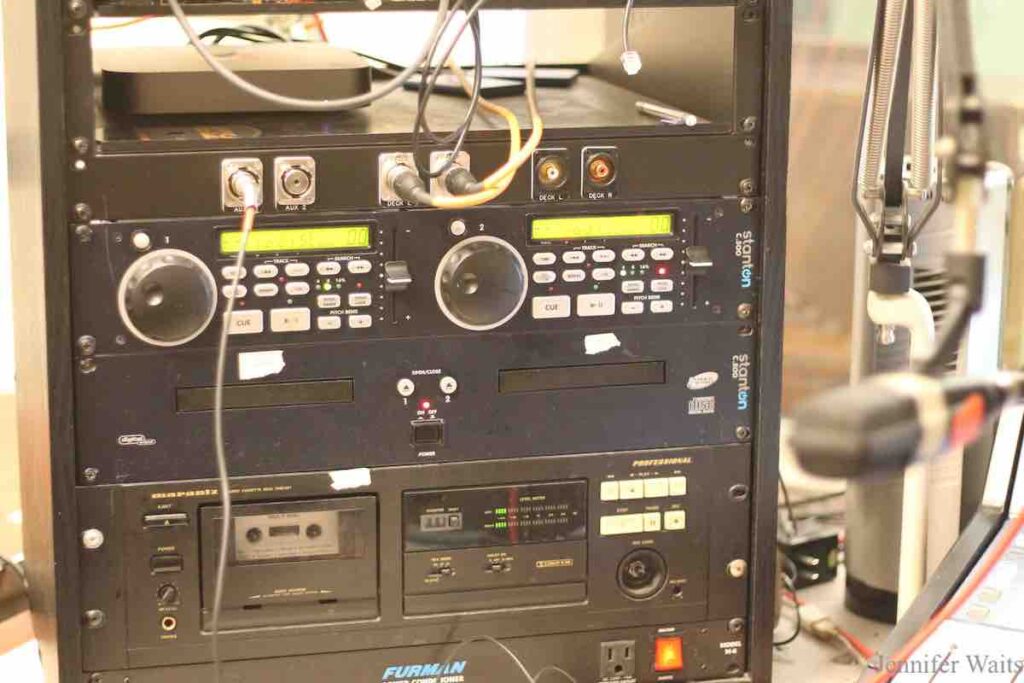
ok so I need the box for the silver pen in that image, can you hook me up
[636,101,705,127]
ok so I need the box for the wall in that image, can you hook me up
[0,5,13,395]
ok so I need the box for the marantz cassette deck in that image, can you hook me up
[4,0,791,681]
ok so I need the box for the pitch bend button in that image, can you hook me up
[577,293,615,317]
[651,247,675,261]
[622,301,644,315]
[285,281,311,296]
[622,248,645,262]
[532,252,557,266]
[600,481,620,501]
[592,268,615,282]
[225,310,263,335]
[222,284,246,299]
[317,261,342,276]
[349,314,373,329]
[562,251,586,264]
[317,315,342,331]
[621,280,644,294]
[284,262,310,277]
[651,300,674,314]
[253,283,279,298]
[644,478,669,498]
[664,510,687,531]
[533,270,556,285]
[348,260,372,274]
[221,265,246,280]
[252,264,278,279]
[562,269,586,283]
[643,512,662,532]
[592,249,616,263]
[270,307,311,333]
[348,292,373,308]
[651,279,674,293]
[531,295,571,319]
[619,480,644,500]
[317,294,342,309]
[669,476,688,496]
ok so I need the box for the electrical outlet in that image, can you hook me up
[600,640,636,679]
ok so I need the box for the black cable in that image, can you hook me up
[779,475,799,536]
[412,2,486,178]
[774,575,802,647]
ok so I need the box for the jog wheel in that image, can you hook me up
[117,249,218,347]
[434,235,528,331]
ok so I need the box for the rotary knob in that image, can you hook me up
[434,236,528,331]
[117,249,218,347]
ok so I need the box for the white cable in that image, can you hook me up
[620,0,642,75]
[166,0,451,111]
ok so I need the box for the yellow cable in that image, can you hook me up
[430,63,543,209]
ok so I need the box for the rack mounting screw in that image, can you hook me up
[729,484,750,501]
[83,609,106,630]
[741,116,757,132]
[728,618,745,633]
[88,675,103,683]
[72,137,90,155]
[735,426,751,441]
[82,528,105,550]
[74,203,92,221]
[75,224,93,243]
[79,358,96,374]
[83,467,99,483]
[739,179,755,196]
[727,559,748,578]
[78,335,96,356]
[68,0,89,20]
[740,198,754,214]
[737,303,753,320]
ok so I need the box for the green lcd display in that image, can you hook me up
[219,225,371,255]
[530,214,673,241]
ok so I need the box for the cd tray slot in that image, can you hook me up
[176,379,354,412]
[498,361,665,393]
[404,583,587,616]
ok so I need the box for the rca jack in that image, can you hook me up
[586,152,617,187]
[160,615,178,632]
[535,154,569,191]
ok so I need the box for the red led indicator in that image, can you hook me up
[420,399,433,411]
[356,281,364,289]
[657,266,669,276]
[654,637,684,672]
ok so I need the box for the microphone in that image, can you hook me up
[789,372,1024,478]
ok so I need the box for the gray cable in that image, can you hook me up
[166,0,451,111]
[622,0,637,54]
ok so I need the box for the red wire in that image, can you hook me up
[839,629,875,660]
[312,14,330,42]
[868,506,1024,683]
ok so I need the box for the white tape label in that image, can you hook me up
[237,350,286,381]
